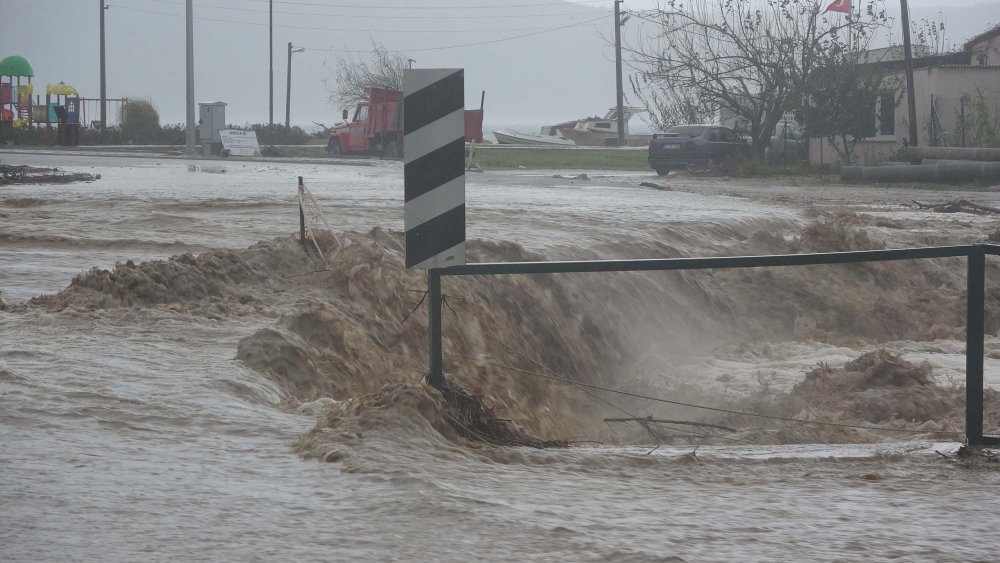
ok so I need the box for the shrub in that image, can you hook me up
[158,124,187,145]
[246,123,309,145]
[0,125,58,146]
[119,99,161,144]
[79,127,125,145]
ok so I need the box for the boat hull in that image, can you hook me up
[493,130,576,146]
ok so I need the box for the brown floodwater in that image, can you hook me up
[3,150,1000,561]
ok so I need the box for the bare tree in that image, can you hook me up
[629,75,715,131]
[627,0,890,158]
[324,42,409,110]
[911,13,952,54]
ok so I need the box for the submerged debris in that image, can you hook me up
[440,380,568,449]
[0,164,99,186]
[552,173,590,181]
[912,199,1000,214]
[937,445,1000,466]
[638,181,671,191]
[956,445,1000,463]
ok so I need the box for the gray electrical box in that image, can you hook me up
[198,101,227,155]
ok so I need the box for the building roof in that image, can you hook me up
[853,25,1000,73]
[861,51,971,72]
[965,25,1000,51]
[940,64,1000,70]
[861,45,931,64]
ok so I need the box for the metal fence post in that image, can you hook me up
[967,247,986,445]
[428,268,445,389]
[298,176,306,246]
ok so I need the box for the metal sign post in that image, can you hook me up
[967,247,986,445]
[403,68,467,390]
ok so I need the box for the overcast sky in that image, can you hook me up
[3,0,999,129]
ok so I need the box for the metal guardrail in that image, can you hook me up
[425,244,1000,446]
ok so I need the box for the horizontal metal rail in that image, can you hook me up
[441,245,990,277]
[427,243,1000,446]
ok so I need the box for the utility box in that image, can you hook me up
[198,101,226,155]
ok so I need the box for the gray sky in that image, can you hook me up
[3,0,999,128]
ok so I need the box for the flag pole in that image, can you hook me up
[847,10,852,53]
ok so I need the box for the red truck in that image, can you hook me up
[326,87,484,158]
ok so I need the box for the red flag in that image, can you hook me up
[826,0,850,13]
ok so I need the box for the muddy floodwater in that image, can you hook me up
[3,150,1000,561]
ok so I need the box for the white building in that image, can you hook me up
[810,26,1000,165]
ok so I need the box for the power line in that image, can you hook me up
[136,0,607,20]
[248,0,609,10]
[299,16,606,52]
[479,340,717,447]
[489,361,959,435]
[112,5,606,38]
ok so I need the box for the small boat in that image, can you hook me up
[493,129,576,146]
[544,107,648,146]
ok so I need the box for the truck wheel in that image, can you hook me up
[655,166,670,176]
[327,140,342,157]
[383,141,400,159]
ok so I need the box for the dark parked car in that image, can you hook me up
[647,125,750,176]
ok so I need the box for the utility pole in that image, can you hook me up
[614,0,626,147]
[99,0,107,131]
[900,0,919,147]
[286,43,304,127]
[185,0,195,155]
[269,0,274,124]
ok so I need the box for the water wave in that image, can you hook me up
[27,212,997,454]
[0,232,200,251]
[1,197,63,208]
[152,198,288,212]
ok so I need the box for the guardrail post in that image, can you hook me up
[967,246,986,445]
[298,176,306,246]
[428,268,445,389]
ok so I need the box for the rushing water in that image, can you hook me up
[3,151,1000,562]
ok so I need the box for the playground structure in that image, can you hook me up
[0,55,34,128]
[1,54,127,144]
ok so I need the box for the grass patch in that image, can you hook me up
[469,145,649,171]
[263,145,328,158]
[731,159,838,179]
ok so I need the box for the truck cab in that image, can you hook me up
[327,88,403,158]
[325,86,484,159]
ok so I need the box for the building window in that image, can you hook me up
[877,92,895,137]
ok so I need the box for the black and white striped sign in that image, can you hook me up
[404,68,466,270]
